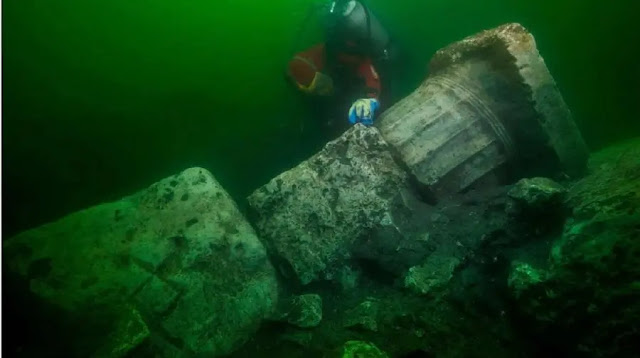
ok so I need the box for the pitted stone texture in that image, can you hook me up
[248,124,414,285]
[4,168,278,357]
[285,294,324,328]
[377,23,588,195]
[404,256,461,296]
[509,139,640,357]
[508,262,546,300]
[507,177,567,216]
[568,138,640,221]
[343,299,381,332]
[93,308,150,358]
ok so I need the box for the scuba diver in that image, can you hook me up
[287,0,396,137]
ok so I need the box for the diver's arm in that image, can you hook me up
[287,44,334,96]
[356,58,381,99]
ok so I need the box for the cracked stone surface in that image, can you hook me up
[247,124,431,285]
[4,167,278,357]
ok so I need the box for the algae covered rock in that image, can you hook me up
[509,139,640,357]
[285,294,323,328]
[404,256,461,296]
[93,307,150,357]
[339,341,389,358]
[506,177,567,216]
[4,168,278,357]
[568,138,640,220]
[248,124,425,285]
[507,262,546,299]
[343,299,381,332]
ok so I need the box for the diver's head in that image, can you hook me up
[324,0,391,59]
[324,1,362,47]
[326,0,354,15]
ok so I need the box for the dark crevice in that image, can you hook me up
[353,258,397,285]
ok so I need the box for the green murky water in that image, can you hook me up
[3,1,640,357]
[3,0,638,234]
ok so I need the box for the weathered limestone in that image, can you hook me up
[283,294,324,328]
[4,168,278,357]
[404,256,461,296]
[248,124,429,285]
[506,177,567,216]
[377,23,588,194]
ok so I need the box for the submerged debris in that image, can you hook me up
[377,23,588,194]
[3,168,278,357]
[7,23,637,358]
[284,294,324,328]
[339,341,390,358]
[509,139,640,357]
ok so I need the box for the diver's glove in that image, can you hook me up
[348,98,379,126]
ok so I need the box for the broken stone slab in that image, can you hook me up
[376,23,589,195]
[3,168,278,357]
[247,124,431,285]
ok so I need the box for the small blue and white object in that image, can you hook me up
[348,98,379,126]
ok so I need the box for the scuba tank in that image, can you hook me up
[290,0,392,62]
[325,0,391,61]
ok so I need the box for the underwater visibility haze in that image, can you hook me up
[2,0,640,357]
[3,0,639,235]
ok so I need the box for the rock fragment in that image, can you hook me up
[343,299,381,332]
[506,177,567,216]
[285,294,323,328]
[248,124,427,285]
[509,139,640,357]
[404,256,461,295]
[4,168,279,357]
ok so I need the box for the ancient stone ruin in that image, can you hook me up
[4,168,279,357]
[377,23,589,195]
[247,23,589,289]
[7,23,638,358]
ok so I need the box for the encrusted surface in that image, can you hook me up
[248,124,415,285]
[4,167,278,357]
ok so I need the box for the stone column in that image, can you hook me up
[377,23,589,194]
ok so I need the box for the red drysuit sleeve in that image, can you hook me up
[288,44,327,88]
[291,44,382,99]
[357,58,381,99]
